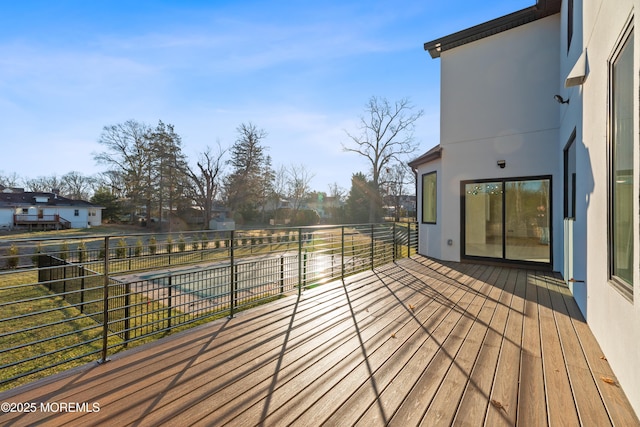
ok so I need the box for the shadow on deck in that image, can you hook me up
[1,256,638,426]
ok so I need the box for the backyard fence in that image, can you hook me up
[0,222,417,391]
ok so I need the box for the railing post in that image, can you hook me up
[393,222,397,261]
[303,251,307,290]
[124,282,130,346]
[99,236,110,364]
[80,266,85,314]
[370,224,374,269]
[341,226,345,278]
[280,255,284,294]
[298,228,303,295]
[167,275,172,329]
[407,222,412,256]
[229,230,235,318]
[63,265,67,299]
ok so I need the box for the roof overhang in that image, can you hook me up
[408,145,442,169]
[424,0,561,59]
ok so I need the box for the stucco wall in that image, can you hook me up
[417,0,640,416]
[428,14,562,265]
[577,0,640,415]
[415,160,442,260]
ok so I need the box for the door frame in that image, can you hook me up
[460,175,553,268]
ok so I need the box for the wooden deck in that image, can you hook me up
[1,256,638,426]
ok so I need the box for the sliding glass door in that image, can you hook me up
[462,177,551,265]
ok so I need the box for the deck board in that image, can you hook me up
[516,270,547,427]
[382,264,496,426]
[541,273,612,426]
[450,267,511,427]
[1,256,638,427]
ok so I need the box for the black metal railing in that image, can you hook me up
[0,222,417,390]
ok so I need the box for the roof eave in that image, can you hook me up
[424,1,560,58]
[408,145,442,168]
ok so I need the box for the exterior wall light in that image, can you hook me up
[497,160,506,169]
[554,94,570,104]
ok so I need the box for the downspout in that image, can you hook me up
[412,167,418,222]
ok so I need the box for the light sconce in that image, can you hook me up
[554,94,570,104]
[497,160,506,169]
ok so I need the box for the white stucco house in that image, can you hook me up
[0,188,102,230]
[411,0,640,416]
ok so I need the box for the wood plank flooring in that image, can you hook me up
[1,256,638,426]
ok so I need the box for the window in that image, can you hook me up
[609,28,634,295]
[567,0,574,52]
[74,209,79,217]
[564,129,576,219]
[422,172,437,224]
[21,208,28,214]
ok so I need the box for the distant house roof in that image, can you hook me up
[408,145,442,168]
[424,0,561,58]
[0,191,98,208]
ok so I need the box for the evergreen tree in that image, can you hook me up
[345,172,374,224]
[224,123,274,223]
[90,187,122,222]
[147,120,190,230]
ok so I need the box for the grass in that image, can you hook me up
[0,271,110,390]
[0,267,290,392]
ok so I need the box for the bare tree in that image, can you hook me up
[284,163,314,223]
[184,143,227,229]
[0,171,22,188]
[271,165,288,224]
[62,171,95,200]
[381,163,412,221]
[343,96,424,222]
[94,170,127,198]
[24,175,65,193]
[94,120,152,222]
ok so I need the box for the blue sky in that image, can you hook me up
[0,0,533,193]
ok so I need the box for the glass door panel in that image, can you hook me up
[504,179,550,263]
[464,182,503,258]
[463,177,551,265]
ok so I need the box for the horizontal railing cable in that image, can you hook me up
[0,222,417,390]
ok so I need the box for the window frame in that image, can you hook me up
[567,0,574,53]
[563,129,577,219]
[607,24,634,300]
[421,171,437,224]
[460,175,552,267]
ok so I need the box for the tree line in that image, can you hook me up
[0,96,422,228]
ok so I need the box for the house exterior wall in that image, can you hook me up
[88,208,102,227]
[0,210,12,229]
[571,0,640,414]
[0,205,101,229]
[421,15,561,265]
[416,0,640,416]
[55,207,90,229]
[416,159,442,260]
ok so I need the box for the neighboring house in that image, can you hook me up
[411,0,640,415]
[306,194,344,221]
[0,188,103,230]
